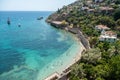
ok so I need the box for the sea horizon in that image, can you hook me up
[0,11,56,12]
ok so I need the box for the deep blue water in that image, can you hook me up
[0,11,77,80]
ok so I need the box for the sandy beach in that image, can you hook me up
[42,39,86,80]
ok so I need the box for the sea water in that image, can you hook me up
[0,11,81,80]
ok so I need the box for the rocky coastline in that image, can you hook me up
[46,20,90,49]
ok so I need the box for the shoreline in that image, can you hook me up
[42,21,87,80]
[47,20,90,49]
[43,40,86,80]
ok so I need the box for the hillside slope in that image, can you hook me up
[47,0,120,80]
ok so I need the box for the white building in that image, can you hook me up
[81,6,89,11]
[99,31,117,42]
[95,25,110,31]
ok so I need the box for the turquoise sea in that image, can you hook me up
[0,11,81,80]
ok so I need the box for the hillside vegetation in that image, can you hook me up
[47,0,120,80]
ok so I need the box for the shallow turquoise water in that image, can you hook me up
[0,11,81,80]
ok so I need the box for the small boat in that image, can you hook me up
[18,23,21,27]
[7,17,11,25]
[37,17,43,20]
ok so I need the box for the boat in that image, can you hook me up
[37,17,43,20]
[7,18,11,25]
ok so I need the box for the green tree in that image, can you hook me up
[97,42,104,51]
[114,41,120,55]
[115,0,120,4]
[81,48,101,64]
[108,55,120,79]
[57,8,60,13]
[103,42,110,51]
[89,37,98,48]
[114,8,120,21]
[116,19,120,26]
[97,16,115,29]
[69,63,86,80]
